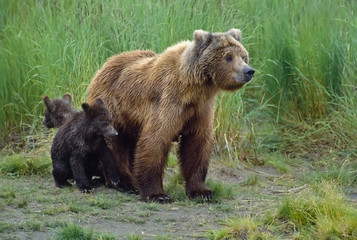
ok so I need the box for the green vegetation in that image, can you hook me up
[209,181,357,240]
[55,223,116,240]
[0,151,51,176]
[1,0,356,159]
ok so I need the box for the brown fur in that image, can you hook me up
[42,94,75,128]
[87,29,254,201]
[51,99,120,193]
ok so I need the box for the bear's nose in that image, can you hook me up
[244,67,255,80]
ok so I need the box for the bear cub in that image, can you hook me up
[42,94,76,128]
[43,94,106,186]
[50,98,120,193]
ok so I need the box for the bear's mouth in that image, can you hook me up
[233,76,251,83]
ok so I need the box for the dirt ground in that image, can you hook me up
[1,155,356,240]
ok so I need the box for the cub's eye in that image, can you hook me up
[102,121,109,126]
[225,55,233,62]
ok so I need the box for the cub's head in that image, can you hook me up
[191,28,255,90]
[42,94,75,128]
[81,99,118,139]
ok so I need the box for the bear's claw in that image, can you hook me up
[187,189,214,201]
[146,194,172,203]
[79,186,93,194]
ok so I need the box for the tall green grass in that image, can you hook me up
[1,0,356,156]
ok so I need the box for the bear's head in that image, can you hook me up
[190,28,255,91]
[42,94,74,128]
[82,98,118,139]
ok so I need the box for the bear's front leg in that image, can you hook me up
[179,101,215,201]
[133,106,185,203]
[134,134,172,203]
[69,154,93,193]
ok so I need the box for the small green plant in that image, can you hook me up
[17,198,28,208]
[55,223,92,240]
[0,222,16,233]
[167,152,178,169]
[208,216,271,240]
[206,179,234,202]
[139,202,160,211]
[266,153,291,173]
[127,234,143,240]
[24,221,42,231]
[0,153,51,176]
[164,173,187,202]
[308,163,357,185]
[0,186,16,199]
[277,181,357,239]
[211,180,357,239]
[88,195,114,210]
[44,205,69,215]
[55,223,116,240]
[242,174,260,186]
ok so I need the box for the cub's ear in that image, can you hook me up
[228,28,242,42]
[62,93,72,104]
[193,30,213,48]
[82,102,91,114]
[43,96,54,111]
[95,98,105,107]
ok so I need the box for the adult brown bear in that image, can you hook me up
[87,29,254,202]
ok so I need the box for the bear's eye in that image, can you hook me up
[242,55,248,63]
[225,55,233,62]
[102,121,109,127]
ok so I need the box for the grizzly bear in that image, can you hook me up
[42,94,75,128]
[50,99,120,193]
[87,29,255,202]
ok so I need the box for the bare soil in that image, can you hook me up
[0,156,356,240]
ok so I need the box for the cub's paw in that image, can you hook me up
[91,177,105,187]
[107,175,120,187]
[145,194,172,203]
[187,189,214,201]
[79,186,93,194]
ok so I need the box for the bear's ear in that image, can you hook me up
[43,96,54,111]
[228,28,242,42]
[62,93,71,104]
[95,98,105,107]
[82,102,91,114]
[193,30,213,48]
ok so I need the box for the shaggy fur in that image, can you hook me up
[43,94,107,186]
[42,94,75,128]
[50,99,120,193]
[87,29,255,201]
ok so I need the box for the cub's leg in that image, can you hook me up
[69,154,93,193]
[99,146,120,188]
[52,157,73,188]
